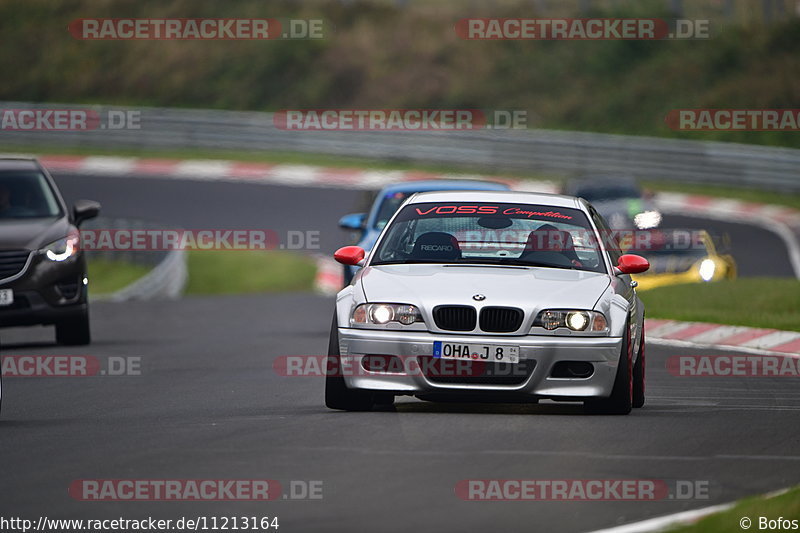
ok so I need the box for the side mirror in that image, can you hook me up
[339,213,366,231]
[73,199,100,227]
[615,254,650,275]
[334,246,366,266]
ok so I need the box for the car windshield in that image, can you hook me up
[0,170,62,219]
[374,191,414,229]
[372,201,606,273]
[575,184,640,202]
[626,230,711,259]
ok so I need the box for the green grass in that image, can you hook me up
[183,250,317,295]
[640,278,800,331]
[666,487,799,533]
[87,258,150,295]
[1,0,799,148]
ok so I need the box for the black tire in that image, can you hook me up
[632,324,646,409]
[585,321,633,415]
[325,313,374,411]
[55,308,91,346]
[373,393,395,405]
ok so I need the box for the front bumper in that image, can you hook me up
[337,327,624,400]
[0,252,87,327]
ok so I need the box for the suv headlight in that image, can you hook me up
[532,310,608,333]
[41,233,79,262]
[351,303,424,327]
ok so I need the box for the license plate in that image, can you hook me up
[0,289,13,306]
[433,341,519,364]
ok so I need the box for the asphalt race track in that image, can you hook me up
[52,173,796,276]
[1,173,798,533]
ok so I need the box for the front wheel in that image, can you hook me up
[55,307,91,346]
[584,321,633,415]
[325,313,374,411]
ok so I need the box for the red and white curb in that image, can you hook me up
[16,153,559,193]
[647,319,800,355]
[313,255,345,296]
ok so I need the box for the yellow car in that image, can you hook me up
[625,229,736,291]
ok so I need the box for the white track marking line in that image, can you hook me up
[650,337,800,357]
[267,164,323,185]
[81,156,137,175]
[173,160,234,180]
[583,503,734,533]
[583,487,794,533]
[739,330,800,350]
[687,325,752,344]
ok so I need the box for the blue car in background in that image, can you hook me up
[338,179,510,285]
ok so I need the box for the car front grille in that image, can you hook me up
[433,305,477,331]
[0,249,31,281]
[420,357,536,386]
[479,307,524,333]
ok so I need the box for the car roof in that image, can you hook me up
[0,157,41,171]
[379,179,509,194]
[407,190,583,209]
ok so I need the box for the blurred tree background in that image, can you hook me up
[0,0,798,146]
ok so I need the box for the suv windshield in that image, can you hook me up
[0,170,62,219]
[574,184,640,202]
[372,202,606,273]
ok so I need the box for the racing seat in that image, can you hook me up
[522,224,582,265]
[411,232,462,261]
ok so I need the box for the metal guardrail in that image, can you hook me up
[1,101,798,191]
[84,218,187,301]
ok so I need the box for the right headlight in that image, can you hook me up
[41,233,80,262]
[351,303,425,328]
[532,310,608,334]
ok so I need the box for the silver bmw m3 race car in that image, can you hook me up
[327,191,650,415]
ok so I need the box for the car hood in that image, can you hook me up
[0,216,71,250]
[360,264,610,310]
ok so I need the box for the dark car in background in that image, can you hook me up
[338,179,511,285]
[0,158,100,345]
[562,175,662,230]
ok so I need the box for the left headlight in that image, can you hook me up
[532,310,608,334]
[41,233,79,262]
[633,210,662,230]
[351,303,424,328]
[698,258,716,281]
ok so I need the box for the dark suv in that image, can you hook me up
[0,158,100,344]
